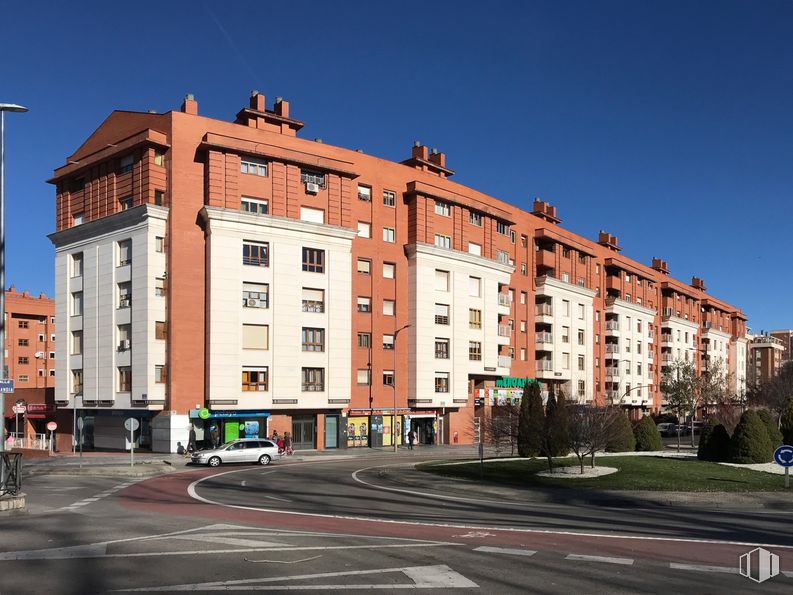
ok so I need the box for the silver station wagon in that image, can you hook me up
[191,438,281,467]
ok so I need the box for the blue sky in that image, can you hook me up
[1,0,791,331]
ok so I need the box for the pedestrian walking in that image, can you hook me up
[283,432,293,455]
[407,428,414,450]
[272,429,279,443]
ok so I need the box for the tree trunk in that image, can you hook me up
[590,451,596,468]
[578,455,584,474]
[546,455,554,473]
[690,417,695,448]
[676,427,681,453]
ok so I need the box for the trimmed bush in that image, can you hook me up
[729,410,774,464]
[697,418,730,462]
[606,413,636,452]
[518,381,544,457]
[757,409,783,449]
[781,398,793,446]
[634,415,664,451]
[541,386,570,458]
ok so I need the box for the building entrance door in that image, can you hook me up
[291,416,315,450]
[324,415,338,449]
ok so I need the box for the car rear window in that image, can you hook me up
[260,440,275,448]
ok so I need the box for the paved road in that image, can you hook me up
[0,454,791,594]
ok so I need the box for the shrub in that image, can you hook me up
[697,418,730,462]
[781,398,793,446]
[728,410,774,464]
[518,381,544,457]
[540,386,570,467]
[606,413,636,452]
[634,415,664,451]
[757,409,783,449]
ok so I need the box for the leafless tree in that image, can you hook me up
[568,406,621,473]
[748,361,793,426]
[475,405,520,456]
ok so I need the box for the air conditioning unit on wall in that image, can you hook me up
[305,182,320,194]
[246,298,259,307]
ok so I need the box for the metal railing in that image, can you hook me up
[0,453,22,497]
[498,294,512,307]
[535,303,553,316]
[535,360,552,371]
[535,331,553,344]
[498,325,512,337]
[605,321,619,331]
[302,300,325,313]
[605,344,619,354]
[498,355,513,368]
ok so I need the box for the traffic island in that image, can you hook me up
[0,494,25,512]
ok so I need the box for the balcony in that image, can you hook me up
[302,300,325,313]
[498,294,512,308]
[605,344,619,354]
[535,249,555,270]
[302,383,325,392]
[535,331,553,344]
[660,334,673,345]
[498,325,512,337]
[498,355,512,368]
[604,367,620,380]
[605,320,620,332]
[605,276,621,291]
[648,351,654,360]
[661,353,674,363]
[605,390,619,402]
[535,303,553,317]
[536,360,553,372]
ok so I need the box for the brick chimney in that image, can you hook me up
[428,148,446,169]
[691,276,706,291]
[181,93,198,115]
[597,231,621,252]
[249,90,265,112]
[412,141,429,161]
[531,198,561,224]
[274,96,289,118]
[651,257,669,275]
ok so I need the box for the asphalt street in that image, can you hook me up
[0,453,791,594]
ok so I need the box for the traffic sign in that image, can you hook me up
[11,404,26,414]
[46,421,57,432]
[774,445,793,467]
[77,417,84,431]
[0,379,14,393]
[124,418,140,432]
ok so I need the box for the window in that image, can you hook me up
[154,190,165,206]
[520,348,526,361]
[243,324,269,350]
[241,158,268,176]
[242,367,268,391]
[637,320,642,333]
[154,149,165,167]
[243,283,269,308]
[520,320,526,332]
[70,177,85,192]
[155,365,168,384]
[469,341,482,361]
[37,334,45,343]
[302,247,325,272]
[18,339,28,347]
[118,367,132,392]
[578,254,587,265]
[383,300,395,316]
[435,303,450,325]
[468,242,482,256]
[435,201,451,216]
[435,270,450,291]
[577,277,585,287]
[301,327,325,352]
[18,357,28,365]
[357,222,371,238]
[73,212,84,226]
[578,304,585,320]
[16,320,27,329]
[38,369,45,378]
[383,263,395,279]
[578,380,586,397]
[118,283,131,309]
[155,277,166,297]
[357,333,371,348]
[383,227,395,243]
[562,247,570,258]
[469,211,482,226]
[300,207,325,224]
[563,352,570,369]
[520,291,527,305]
[302,288,324,312]
[118,154,134,174]
[301,368,325,391]
[383,190,396,207]
[72,291,84,316]
[118,239,132,266]
[357,185,371,201]
[469,276,481,297]
[155,236,164,253]
[469,309,482,329]
[155,321,167,340]
[71,331,83,355]
[435,372,450,393]
[637,363,643,375]
[434,234,451,249]
[382,334,395,350]
[241,198,269,215]
[496,250,509,264]
[637,341,642,355]
[561,272,570,283]
[562,326,570,343]
[496,221,510,236]
[300,170,325,187]
[435,338,450,359]
[383,370,395,386]
[521,234,528,247]
[510,230,516,244]
[117,324,131,351]
[357,369,371,385]
[72,370,83,394]
[578,355,585,371]
[578,329,585,345]
[357,258,371,274]
[357,297,371,313]
[18,375,28,383]
[626,339,631,353]
[71,253,83,277]
[562,300,570,317]
[120,196,133,210]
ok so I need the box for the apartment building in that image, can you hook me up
[4,287,56,389]
[47,91,748,451]
[770,329,793,364]
[747,333,785,389]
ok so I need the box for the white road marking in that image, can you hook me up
[245,555,322,564]
[186,466,793,551]
[59,480,138,511]
[241,480,247,487]
[113,564,478,591]
[453,531,494,538]
[670,563,737,574]
[474,546,536,557]
[262,494,292,502]
[168,536,283,548]
[566,554,634,565]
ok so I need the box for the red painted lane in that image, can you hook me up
[118,468,792,570]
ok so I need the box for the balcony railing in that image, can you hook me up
[605,321,619,331]
[498,294,512,307]
[434,315,449,325]
[604,367,620,378]
[535,303,553,316]
[648,351,654,360]
[302,300,325,313]
[661,354,674,362]
[605,344,619,354]
[498,355,513,368]
[535,331,553,344]
[302,383,325,392]
[605,390,620,401]
[661,334,673,343]
[498,325,512,337]
[535,360,552,371]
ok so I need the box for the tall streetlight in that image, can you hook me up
[0,103,28,456]
[392,324,410,452]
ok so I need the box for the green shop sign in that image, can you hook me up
[494,377,536,388]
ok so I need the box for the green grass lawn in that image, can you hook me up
[417,456,788,492]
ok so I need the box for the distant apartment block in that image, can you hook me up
[4,287,56,388]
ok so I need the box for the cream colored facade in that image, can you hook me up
[604,297,656,407]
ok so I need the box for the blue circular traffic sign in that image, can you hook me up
[773,445,793,467]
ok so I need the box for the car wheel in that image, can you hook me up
[208,456,221,467]
[259,454,271,466]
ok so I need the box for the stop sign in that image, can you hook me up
[46,421,57,432]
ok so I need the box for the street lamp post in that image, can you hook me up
[392,324,410,453]
[0,103,28,457]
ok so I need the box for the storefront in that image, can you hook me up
[347,410,406,448]
[189,409,270,448]
[404,413,437,445]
